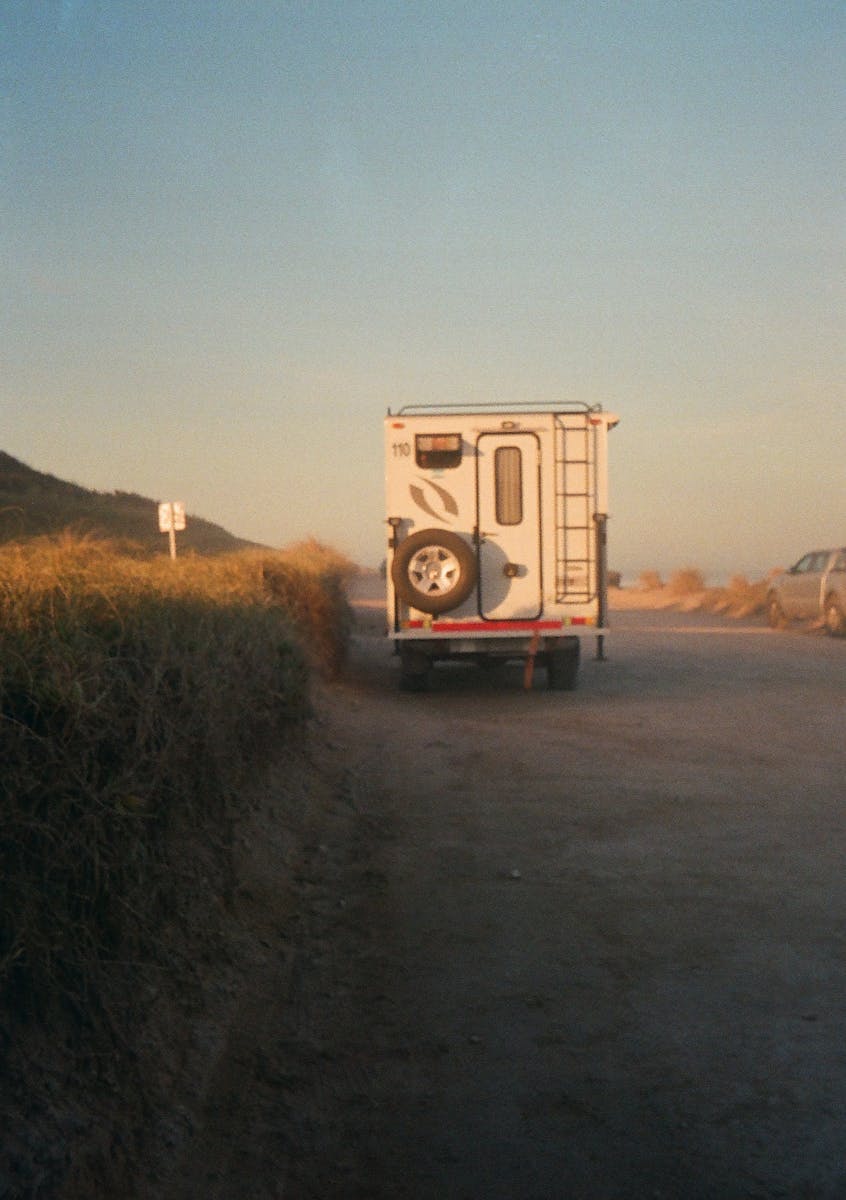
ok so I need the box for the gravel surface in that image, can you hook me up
[162,585,846,1199]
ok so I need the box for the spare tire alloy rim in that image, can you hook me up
[391,528,477,613]
[408,544,461,598]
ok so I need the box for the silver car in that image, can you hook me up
[766,547,846,636]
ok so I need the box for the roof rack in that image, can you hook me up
[389,400,604,416]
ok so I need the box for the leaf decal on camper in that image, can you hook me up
[426,479,459,516]
[410,485,440,521]
[409,479,460,524]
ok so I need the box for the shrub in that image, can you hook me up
[263,538,356,678]
[710,574,770,617]
[668,567,706,595]
[278,536,358,583]
[637,569,663,590]
[0,535,351,1033]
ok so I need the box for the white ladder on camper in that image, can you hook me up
[553,417,596,603]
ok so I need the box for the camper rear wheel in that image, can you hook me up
[399,646,430,691]
[547,639,581,691]
[392,529,477,615]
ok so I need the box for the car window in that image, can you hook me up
[832,551,846,572]
[795,552,828,573]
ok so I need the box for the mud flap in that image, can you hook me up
[522,632,541,690]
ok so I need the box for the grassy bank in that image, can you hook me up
[0,534,354,1065]
[612,569,771,617]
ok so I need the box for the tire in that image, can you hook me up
[477,656,506,671]
[547,639,580,691]
[399,670,429,693]
[391,529,477,615]
[399,646,430,692]
[823,594,845,637]
[766,593,786,629]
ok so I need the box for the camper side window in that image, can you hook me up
[415,434,462,469]
[494,446,523,525]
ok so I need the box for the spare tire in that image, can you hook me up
[391,529,477,615]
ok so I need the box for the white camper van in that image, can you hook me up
[384,403,618,690]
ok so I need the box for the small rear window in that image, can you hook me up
[416,433,462,470]
[494,446,523,525]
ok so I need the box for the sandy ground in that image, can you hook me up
[156,579,846,1199]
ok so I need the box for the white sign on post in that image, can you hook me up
[158,502,186,532]
[158,502,186,558]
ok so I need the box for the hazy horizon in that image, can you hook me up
[4,2,844,578]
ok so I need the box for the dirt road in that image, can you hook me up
[163,588,846,1199]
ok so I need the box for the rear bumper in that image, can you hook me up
[391,616,603,641]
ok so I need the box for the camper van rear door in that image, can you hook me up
[476,432,542,620]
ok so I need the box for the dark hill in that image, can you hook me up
[0,451,258,555]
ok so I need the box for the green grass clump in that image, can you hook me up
[0,534,353,1029]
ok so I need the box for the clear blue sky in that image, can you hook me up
[4,1,844,579]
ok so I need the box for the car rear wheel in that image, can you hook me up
[823,594,845,637]
[766,593,786,629]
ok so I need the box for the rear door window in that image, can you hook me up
[494,446,523,525]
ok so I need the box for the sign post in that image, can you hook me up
[158,501,186,559]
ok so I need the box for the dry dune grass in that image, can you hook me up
[612,567,770,617]
[0,533,354,1049]
[0,531,359,1196]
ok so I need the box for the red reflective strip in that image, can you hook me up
[405,619,568,632]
